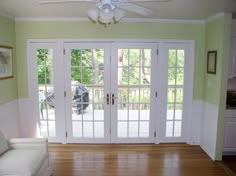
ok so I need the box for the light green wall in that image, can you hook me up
[15,21,205,99]
[0,16,17,104]
[204,17,226,106]
[203,13,232,160]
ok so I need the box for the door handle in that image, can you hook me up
[112,94,116,105]
[106,93,110,105]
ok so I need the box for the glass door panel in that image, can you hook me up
[37,49,56,137]
[65,43,110,143]
[111,43,157,143]
[158,42,193,143]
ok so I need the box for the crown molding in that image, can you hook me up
[205,12,225,23]
[15,17,205,24]
[122,18,205,24]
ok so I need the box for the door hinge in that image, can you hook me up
[66,132,68,137]
[63,49,65,55]
[110,128,111,134]
[156,91,158,98]
[154,131,156,137]
[64,91,66,97]
[156,49,159,55]
[110,56,111,63]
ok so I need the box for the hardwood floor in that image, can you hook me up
[48,144,232,176]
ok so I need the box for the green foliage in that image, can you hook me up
[71,49,104,84]
[37,49,52,84]
[168,49,184,85]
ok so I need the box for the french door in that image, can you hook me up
[157,41,194,143]
[64,43,111,143]
[28,40,193,144]
[28,42,65,143]
[64,42,157,143]
[110,43,157,143]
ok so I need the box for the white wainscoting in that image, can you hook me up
[187,99,203,145]
[0,100,20,138]
[200,101,218,160]
[18,98,38,137]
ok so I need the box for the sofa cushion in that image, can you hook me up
[0,131,9,155]
[0,149,47,176]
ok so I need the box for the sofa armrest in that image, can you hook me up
[8,138,48,151]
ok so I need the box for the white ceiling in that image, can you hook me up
[0,0,235,21]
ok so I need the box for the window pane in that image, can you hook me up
[174,121,182,137]
[166,121,173,137]
[167,104,174,120]
[140,106,149,120]
[176,89,183,103]
[143,49,151,67]
[141,67,151,85]
[83,121,93,137]
[168,49,176,67]
[118,107,128,120]
[168,68,176,85]
[175,104,183,120]
[139,121,149,137]
[118,88,128,104]
[129,105,139,120]
[176,68,184,85]
[129,67,139,85]
[177,50,184,67]
[168,88,175,103]
[129,89,139,103]
[73,121,82,137]
[129,121,139,137]
[118,122,128,137]
[140,88,150,103]
[118,67,128,85]
[94,122,104,138]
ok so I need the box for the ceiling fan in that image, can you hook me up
[38,0,170,25]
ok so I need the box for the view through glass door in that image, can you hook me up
[29,42,65,143]
[111,43,157,143]
[64,42,157,143]
[64,43,111,143]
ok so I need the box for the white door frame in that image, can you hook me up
[156,40,194,143]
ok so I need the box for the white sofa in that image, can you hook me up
[0,131,52,176]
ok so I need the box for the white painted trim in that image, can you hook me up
[205,12,225,23]
[15,17,205,24]
[28,39,196,44]
[200,144,215,160]
[200,101,219,161]
[122,18,205,24]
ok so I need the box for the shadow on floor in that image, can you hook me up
[222,155,236,175]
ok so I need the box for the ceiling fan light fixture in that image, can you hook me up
[99,9,114,24]
[88,7,100,22]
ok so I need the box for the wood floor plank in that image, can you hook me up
[48,144,230,176]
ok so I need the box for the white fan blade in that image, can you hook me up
[119,2,154,16]
[38,0,96,4]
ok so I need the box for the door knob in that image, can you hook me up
[106,94,110,105]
